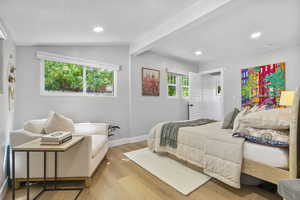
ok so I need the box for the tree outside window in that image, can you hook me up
[167,73,177,97]
[44,60,115,96]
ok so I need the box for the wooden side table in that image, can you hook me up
[12,136,84,200]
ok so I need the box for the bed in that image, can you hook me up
[148,88,300,188]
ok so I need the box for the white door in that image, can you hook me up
[189,71,224,120]
[188,72,202,120]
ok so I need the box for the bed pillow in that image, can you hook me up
[221,108,239,129]
[239,108,291,130]
[24,119,47,134]
[44,112,75,134]
[233,127,289,148]
[233,107,250,132]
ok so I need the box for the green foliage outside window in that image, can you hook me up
[86,68,114,94]
[168,73,176,96]
[44,60,114,95]
[181,75,189,97]
[44,60,83,92]
[168,86,176,96]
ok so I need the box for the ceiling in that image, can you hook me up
[150,0,300,64]
[0,0,199,45]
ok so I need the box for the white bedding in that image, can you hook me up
[180,122,289,169]
[148,121,289,188]
[244,141,288,169]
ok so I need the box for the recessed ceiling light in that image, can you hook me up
[251,32,262,39]
[93,26,104,33]
[194,51,203,56]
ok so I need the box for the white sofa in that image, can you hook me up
[10,123,109,187]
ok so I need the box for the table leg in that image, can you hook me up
[12,150,15,200]
[26,152,30,200]
[54,152,57,189]
[44,152,47,189]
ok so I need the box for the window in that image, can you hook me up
[43,60,115,96]
[167,73,177,97]
[44,60,84,93]
[86,67,114,94]
[181,75,189,97]
[167,72,190,98]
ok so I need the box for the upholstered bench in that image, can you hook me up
[278,179,300,200]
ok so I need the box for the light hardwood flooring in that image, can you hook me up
[5,141,281,200]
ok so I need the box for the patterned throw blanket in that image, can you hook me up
[160,119,216,148]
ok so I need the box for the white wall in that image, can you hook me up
[130,52,198,137]
[0,22,16,198]
[15,46,130,140]
[198,46,300,115]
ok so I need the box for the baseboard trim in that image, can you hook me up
[0,178,8,200]
[109,134,148,147]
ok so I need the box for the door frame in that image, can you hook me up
[198,68,225,120]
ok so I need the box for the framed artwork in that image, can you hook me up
[142,67,160,96]
[241,62,285,108]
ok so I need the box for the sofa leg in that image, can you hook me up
[85,177,92,188]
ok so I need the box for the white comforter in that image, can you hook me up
[148,121,245,188]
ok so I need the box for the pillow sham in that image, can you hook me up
[44,112,75,134]
[239,108,291,130]
[24,119,47,134]
[232,107,250,132]
[221,108,239,129]
[233,127,289,148]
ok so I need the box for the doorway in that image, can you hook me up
[189,68,224,121]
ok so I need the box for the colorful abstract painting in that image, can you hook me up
[241,62,285,108]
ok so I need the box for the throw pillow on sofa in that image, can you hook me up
[44,112,75,134]
[24,119,47,134]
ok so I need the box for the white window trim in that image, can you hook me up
[167,73,178,98]
[181,75,190,99]
[0,22,7,40]
[167,72,190,99]
[37,51,121,71]
[39,59,118,97]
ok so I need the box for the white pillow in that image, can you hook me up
[24,119,47,134]
[44,112,75,134]
[239,108,291,130]
[233,107,249,132]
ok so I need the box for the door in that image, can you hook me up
[188,72,202,120]
[189,71,224,120]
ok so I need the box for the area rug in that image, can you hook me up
[124,148,211,195]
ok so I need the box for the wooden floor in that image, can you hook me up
[5,141,281,200]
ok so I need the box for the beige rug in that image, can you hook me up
[124,148,211,195]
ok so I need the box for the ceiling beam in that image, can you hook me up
[130,0,232,55]
[0,21,8,40]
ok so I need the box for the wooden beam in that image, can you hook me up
[130,0,233,55]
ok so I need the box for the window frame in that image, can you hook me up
[167,72,190,99]
[167,72,178,98]
[40,59,118,97]
[180,75,190,98]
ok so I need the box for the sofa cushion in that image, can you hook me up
[91,135,108,158]
[74,123,108,136]
[24,119,47,134]
[44,112,75,134]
